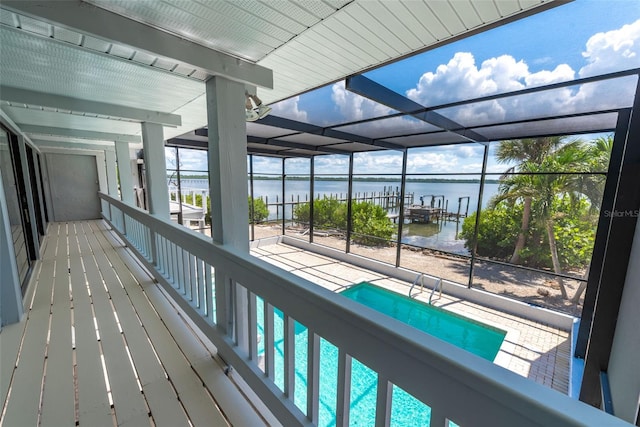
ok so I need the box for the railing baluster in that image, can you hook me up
[205,264,213,323]
[430,410,447,427]
[157,235,164,274]
[283,314,295,400]
[177,246,186,294]
[264,302,275,380]
[248,292,258,362]
[187,253,195,302]
[175,244,182,289]
[307,330,320,424]
[162,235,168,275]
[196,257,205,312]
[336,350,352,427]
[375,375,392,427]
[171,241,178,285]
[145,225,151,261]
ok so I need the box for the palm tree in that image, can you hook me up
[494,137,563,264]
[569,135,613,303]
[495,137,599,300]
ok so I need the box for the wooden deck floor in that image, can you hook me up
[1,221,267,427]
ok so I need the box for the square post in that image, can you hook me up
[206,76,249,353]
[114,140,135,205]
[141,122,170,220]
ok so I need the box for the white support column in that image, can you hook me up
[205,76,249,249]
[105,149,118,196]
[206,76,249,348]
[115,141,134,205]
[141,122,170,220]
[96,152,109,218]
[0,171,24,326]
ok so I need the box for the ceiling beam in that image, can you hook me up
[2,0,273,89]
[31,139,115,151]
[1,86,182,127]
[165,137,208,149]
[346,74,488,143]
[247,135,351,155]
[252,115,405,151]
[18,124,141,143]
[248,146,312,159]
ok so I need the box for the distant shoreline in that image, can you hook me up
[173,175,501,184]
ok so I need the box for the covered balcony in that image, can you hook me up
[1,1,639,426]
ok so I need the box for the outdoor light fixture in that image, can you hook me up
[245,92,271,122]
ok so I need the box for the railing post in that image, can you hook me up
[375,376,392,427]
[120,208,127,236]
[336,350,352,427]
[149,228,157,266]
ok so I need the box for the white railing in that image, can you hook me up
[99,193,630,427]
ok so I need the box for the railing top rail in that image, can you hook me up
[100,192,631,427]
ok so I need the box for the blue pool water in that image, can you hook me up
[257,283,506,426]
[341,283,506,361]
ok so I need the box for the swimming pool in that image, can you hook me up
[257,282,506,426]
[341,282,506,361]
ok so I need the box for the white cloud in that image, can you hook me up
[406,52,579,125]
[331,81,395,122]
[403,20,640,125]
[580,19,640,77]
[269,96,308,122]
[572,19,640,111]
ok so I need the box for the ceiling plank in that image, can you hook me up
[1,86,182,127]
[2,0,273,89]
[18,124,141,143]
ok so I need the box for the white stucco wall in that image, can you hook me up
[608,214,640,423]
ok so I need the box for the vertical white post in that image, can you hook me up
[96,152,109,218]
[115,141,134,205]
[205,76,249,249]
[206,76,249,351]
[141,122,170,220]
[105,149,118,196]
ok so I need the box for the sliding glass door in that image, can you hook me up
[0,127,34,293]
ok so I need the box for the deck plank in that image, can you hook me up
[77,222,151,426]
[83,222,193,427]
[2,225,62,425]
[3,220,267,427]
[68,223,114,427]
[1,259,54,426]
[92,222,231,427]
[99,222,269,427]
[39,244,76,426]
[0,319,25,407]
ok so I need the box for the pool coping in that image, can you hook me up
[272,235,577,331]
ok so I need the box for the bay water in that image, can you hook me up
[177,178,500,254]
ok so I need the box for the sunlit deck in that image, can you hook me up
[251,241,571,394]
[0,221,267,427]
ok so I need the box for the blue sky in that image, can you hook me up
[174,0,640,175]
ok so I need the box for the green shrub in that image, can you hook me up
[460,205,520,260]
[293,198,394,246]
[249,196,269,223]
[293,197,346,229]
[460,196,596,270]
